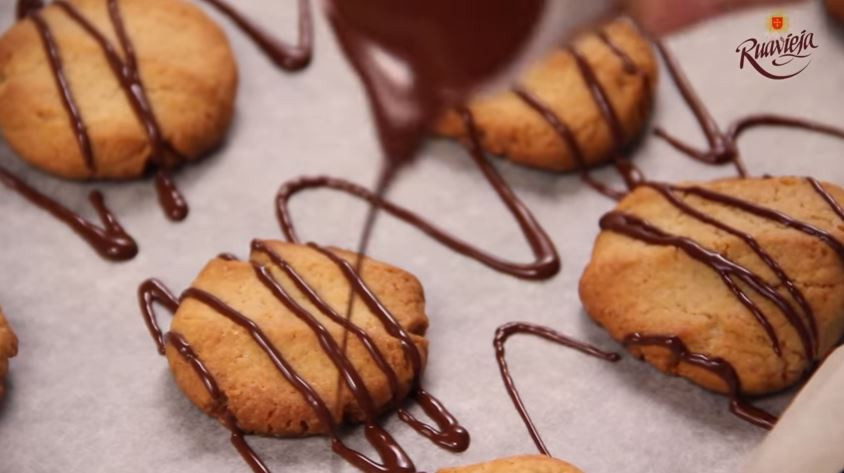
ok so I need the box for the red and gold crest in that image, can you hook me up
[767,13,789,32]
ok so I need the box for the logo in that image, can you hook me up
[736,13,818,80]
[768,14,787,32]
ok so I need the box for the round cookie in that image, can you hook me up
[0,308,18,398]
[0,0,238,179]
[580,177,844,395]
[439,455,584,473]
[167,241,429,436]
[436,18,657,172]
[827,0,844,23]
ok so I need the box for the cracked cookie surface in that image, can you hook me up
[580,177,844,395]
[167,241,429,436]
[0,0,237,179]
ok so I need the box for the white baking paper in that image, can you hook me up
[1,2,843,472]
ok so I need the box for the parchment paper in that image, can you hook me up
[1,2,843,472]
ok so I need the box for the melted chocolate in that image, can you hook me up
[595,178,844,428]
[198,0,313,70]
[16,0,43,19]
[28,9,94,171]
[6,0,317,253]
[624,333,777,429]
[511,26,649,200]
[654,40,844,178]
[0,165,137,261]
[276,109,560,281]
[139,241,470,473]
[168,330,272,473]
[494,322,620,455]
[653,40,740,173]
[323,0,548,164]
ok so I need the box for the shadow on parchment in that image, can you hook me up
[157,368,369,473]
[574,307,795,436]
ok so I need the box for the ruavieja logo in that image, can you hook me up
[735,13,819,80]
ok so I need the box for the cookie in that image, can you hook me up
[166,241,429,436]
[827,0,844,23]
[436,18,657,172]
[439,455,584,473]
[0,0,238,179]
[580,177,844,395]
[0,308,18,398]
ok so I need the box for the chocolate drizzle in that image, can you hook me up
[28,9,94,171]
[511,25,649,200]
[5,0,317,257]
[623,333,777,429]
[197,0,313,71]
[139,240,470,473]
[595,177,844,428]
[323,0,547,164]
[276,109,560,281]
[493,322,620,455]
[0,165,137,260]
[654,40,844,178]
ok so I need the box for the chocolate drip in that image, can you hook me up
[569,46,626,150]
[624,333,777,429]
[596,29,638,75]
[14,0,318,230]
[55,0,166,160]
[276,110,559,281]
[596,180,844,427]
[306,243,471,452]
[197,0,313,71]
[168,332,272,473]
[601,211,799,357]
[138,278,180,354]
[568,44,645,190]
[180,286,417,473]
[511,30,647,201]
[251,240,404,405]
[138,280,271,471]
[653,41,740,172]
[140,240,471,472]
[28,9,95,171]
[398,388,470,453]
[809,177,844,222]
[644,182,818,356]
[493,322,620,455]
[16,0,43,18]
[728,114,844,145]
[0,166,137,260]
[654,41,844,178]
[154,171,189,221]
[676,183,844,262]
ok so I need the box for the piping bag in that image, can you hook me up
[741,346,844,473]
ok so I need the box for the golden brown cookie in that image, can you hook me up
[0,0,238,179]
[167,241,429,436]
[436,18,657,172]
[0,308,18,398]
[580,177,844,395]
[827,0,844,23]
[438,455,584,473]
